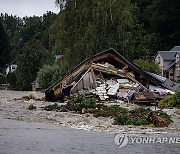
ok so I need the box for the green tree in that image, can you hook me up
[0,21,10,68]
[0,14,23,60]
[148,0,180,49]
[51,0,139,70]
[20,16,43,44]
[16,40,54,90]
[6,72,17,89]
[55,0,67,10]
[37,64,63,89]
[0,73,6,84]
[134,59,161,74]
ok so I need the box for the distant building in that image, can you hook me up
[155,46,180,81]
[55,55,63,62]
[5,59,17,75]
[31,78,41,91]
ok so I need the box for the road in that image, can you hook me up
[0,115,180,154]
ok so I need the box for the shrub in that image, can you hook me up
[109,105,128,114]
[38,64,64,89]
[158,92,180,108]
[63,103,82,112]
[158,97,173,108]
[95,103,107,110]
[114,114,128,125]
[71,95,97,109]
[135,119,149,126]
[44,103,61,111]
[131,107,151,118]
[114,114,149,126]
[93,105,128,118]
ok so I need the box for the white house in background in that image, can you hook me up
[5,59,17,75]
[155,46,180,81]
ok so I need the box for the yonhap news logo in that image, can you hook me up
[114,133,128,148]
[114,133,180,149]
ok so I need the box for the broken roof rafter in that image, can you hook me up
[70,67,92,92]
[91,63,148,91]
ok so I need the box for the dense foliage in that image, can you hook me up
[6,72,17,89]
[37,64,64,89]
[0,0,179,90]
[0,21,9,68]
[134,59,161,74]
[15,40,54,90]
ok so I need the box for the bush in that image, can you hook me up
[109,105,128,114]
[158,92,180,108]
[114,114,149,126]
[44,103,61,111]
[71,95,97,109]
[131,107,151,118]
[114,114,128,125]
[93,105,128,118]
[120,107,151,126]
[38,64,64,89]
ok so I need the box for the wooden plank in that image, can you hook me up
[70,67,91,93]
[90,68,97,88]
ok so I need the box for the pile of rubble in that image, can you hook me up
[91,78,138,101]
[75,62,174,104]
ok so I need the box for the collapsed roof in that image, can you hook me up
[45,48,180,102]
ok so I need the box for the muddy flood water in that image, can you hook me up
[0,90,180,154]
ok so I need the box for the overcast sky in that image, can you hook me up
[0,0,59,17]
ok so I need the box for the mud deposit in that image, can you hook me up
[0,90,180,154]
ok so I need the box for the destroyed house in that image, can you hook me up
[45,48,178,102]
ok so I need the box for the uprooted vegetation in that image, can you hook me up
[158,92,180,108]
[43,95,172,127]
